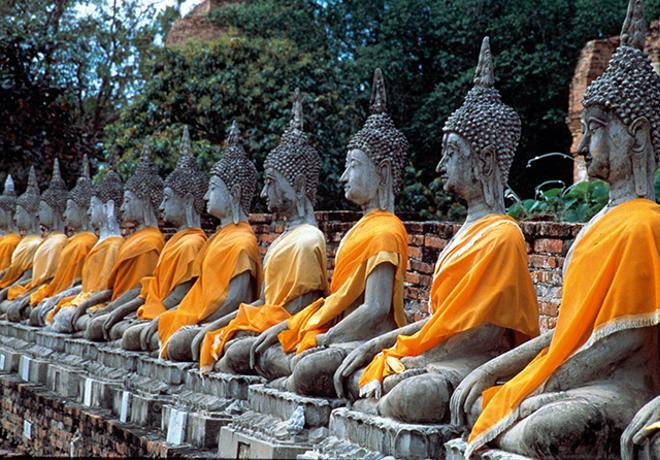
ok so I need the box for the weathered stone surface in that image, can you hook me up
[444,438,534,460]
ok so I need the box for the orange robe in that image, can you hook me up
[358,214,540,396]
[29,231,98,306]
[7,232,68,300]
[278,210,409,354]
[0,233,21,271]
[0,235,43,288]
[105,226,164,301]
[46,235,123,323]
[199,223,328,371]
[158,222,262,358]
[136,227,207,320]
[467,199,660,457]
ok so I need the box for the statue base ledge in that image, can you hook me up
[444,438,534,460]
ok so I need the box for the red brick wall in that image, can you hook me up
[159,211,580,333]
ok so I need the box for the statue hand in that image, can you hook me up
[70,305,86,330]
[102,311,121,341]
[621,396,660,460]
[250,323,286,371]
[334,338,382,400]
[190,328,206,362]
[450,367,497,429]
[140,319,159,351]
[518,392,568,419]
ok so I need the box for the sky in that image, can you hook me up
[76,0,199,18]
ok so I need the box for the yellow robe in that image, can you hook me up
[358,214,540,395]
[0,235,43,288]
[158,222,262,358]
[7,232,68,300]
[46,236,123,323]
[467,199,660,457]
[29,231,98,306]
[199,223,328,371]
[105,226,164,301]
[0,232,21,271]
[278,210,409,354]
[136,227,207,320]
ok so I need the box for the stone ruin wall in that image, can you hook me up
[156,211,580,333]
[567,19,660,182]
[165,0,243,47]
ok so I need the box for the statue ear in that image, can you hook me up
[479,145,496,179]
[293,174,306,218]
[230,184,242,225]
[629,116,651,196]
[377,158,394,210]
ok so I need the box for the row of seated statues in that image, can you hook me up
[0,1,657,457]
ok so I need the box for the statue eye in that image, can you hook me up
[588,121,603,132]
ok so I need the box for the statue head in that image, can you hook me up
[121,140,164,226]
[206,122,257,223]
[90,156,123,231]
[39,158,68,231]
[261,90,321,221]
[64,154,93,232]
[0,175,17,232]
[579,0,659,200]
[15,166,40,233]
[438,37,521,211]
[340,69,409,211]
[161,126,207,228]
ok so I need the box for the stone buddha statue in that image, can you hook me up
[0,175,21,272]
[452,2,660,457]
[191,91,328,374]
[63,141,165,333]
[27,155,98,325]
[84,127,208,344]
[6,159,69,321]
[250,69,410,398]
[0,167,43,306]
[332,37,540,425]
[47,157,125,332]
[621,395,660,460]
[149,121,262,360]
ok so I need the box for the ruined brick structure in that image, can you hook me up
[166,0,243,47]
[567,20,660,182]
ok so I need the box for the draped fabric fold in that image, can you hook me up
[136,227,207,320]
[105,226,164,301]
[7,232,67,300]
[158,222,262,358]
[29,231,98,306]
[199,224,328,371]
[278,210,409,354]
[0,234,42,288]
[46,236,123,323]
[0,233,21,271]
[358,214,539,396]
[466,199,660,457]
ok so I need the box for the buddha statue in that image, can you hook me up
[193,91,328,374]
[0,167,43,307]
[84,127,208,344]
[47,157,125,332]
[451,2,660,457]
[27,155,98,325]
[250,69,410,398]
[58,141,165,333]
[332,37,540,425]
[6,158,69,321]
[146,121,262,361]
[0,175,21,272]
[621,395,660,460]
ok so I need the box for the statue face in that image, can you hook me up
[160,187,186,226]
[340,149,380,206]
[88,196,105,229]
[120,190,143,224]
[205,176,231,219]
[260,168,296,213]
[38,200,56,228]
[64,199,84,230]
[0,208,10,230]
[579,105,636,184]
[15,205,31,231]
[437,132,477,197]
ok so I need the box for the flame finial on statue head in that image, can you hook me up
[290,88,304,131]
[621,0,646,50]
[228,120,242,149]
[474,36,495,88]
[369,68,387,114]
[41,157,69,215]
[3,175,15,195]
[16,166,40,214]
[70,154,94,209]
[0,174,17,213]
[165,126,207,214]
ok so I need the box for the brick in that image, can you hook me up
[424,235,447,250]
[533,238,564,254]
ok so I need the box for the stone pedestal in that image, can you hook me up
[218,384,344,459]
[301,407,460,460]
[444,438,534,460]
